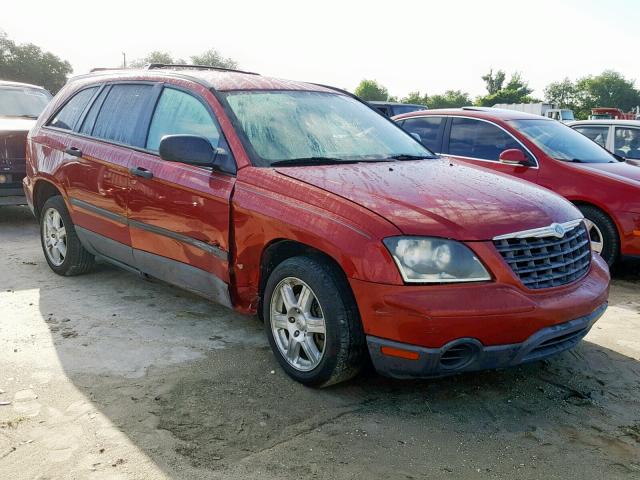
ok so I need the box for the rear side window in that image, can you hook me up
[92,84,153,146]
[401,117,444,152]
[449,117,522,161]
[146,88,220,152]
[48,87,98,130]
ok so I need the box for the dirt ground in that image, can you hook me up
[0,205,639,480]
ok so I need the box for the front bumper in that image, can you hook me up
[368,302,607,379]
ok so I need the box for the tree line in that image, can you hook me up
[355,70,640,119]
[0,32,237,94]
[2,31,639,119]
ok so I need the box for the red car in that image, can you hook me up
[25,67,609,385]
[394,107,640,266]
[0,80,51,205]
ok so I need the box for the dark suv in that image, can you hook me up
[0,80,51,205]
[369,101,426,117]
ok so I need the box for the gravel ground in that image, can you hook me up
[1,205,639,479]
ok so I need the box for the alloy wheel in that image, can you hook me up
[43,207,68,266]
[270,277,326,371]
[584,219,604,254]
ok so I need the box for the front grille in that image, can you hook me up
[0,132,27,166]
[494,222,591,289]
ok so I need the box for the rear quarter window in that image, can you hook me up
[48,87,98,130]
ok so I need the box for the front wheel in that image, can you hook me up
[263,256,366,387]
[578,205,619,267]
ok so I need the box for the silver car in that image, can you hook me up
[568,119,640,161]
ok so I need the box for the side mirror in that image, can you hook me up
[499,148,528,166]
[410,132,422,143]
[159,135,216,166]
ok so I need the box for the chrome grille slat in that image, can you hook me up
[493,222,591,289]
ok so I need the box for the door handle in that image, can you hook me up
[130,166,154,179]
[65,146,82,157]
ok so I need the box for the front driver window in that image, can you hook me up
[449,117,523,161]
[574,126,609,147]
[146,88,221,152]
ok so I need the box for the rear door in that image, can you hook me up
[61,83,157,266]
[612,125,640,160]
[442,116,539,183]
[127,84,236,306]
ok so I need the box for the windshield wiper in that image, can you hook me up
[2,114,39,119]
[387,154,435,160]
[271,157,362,167]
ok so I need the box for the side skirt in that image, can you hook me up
[75,226,232,308]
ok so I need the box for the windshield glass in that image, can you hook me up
[510,119,616,163]
[0,86,51,118]
[222,90,434,166]
[561,110,575,121]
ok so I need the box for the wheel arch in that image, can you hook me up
[257,239,357,322]
[33,179,64,220]
[569,199,623,238]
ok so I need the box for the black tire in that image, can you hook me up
[263,255,366,387]
[40,195,95,276]
[577,205,619,267]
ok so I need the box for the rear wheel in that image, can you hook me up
[578,205,619,267]
[40,195,95,276]
[263,255,366,387]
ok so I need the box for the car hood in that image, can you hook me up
[578,160,640,184]
[275,158,579,240]
[0,117,37,132]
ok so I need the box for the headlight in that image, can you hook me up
[383,237,491,283]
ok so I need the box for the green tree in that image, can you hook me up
[190,48,238,69]
[354,79,389,101]
[576,70,640,113]
[401,91,424,104]
[426,90,472,109]
[128,51,185,68]
[477,72,537,106]
[0,32,72,93]
[481,69,506,95]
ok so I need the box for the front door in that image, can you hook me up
[127,85,235,307]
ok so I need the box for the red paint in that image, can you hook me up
[25,70,610,353]
[394,108,640,257]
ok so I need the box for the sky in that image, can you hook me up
[2,0,640,99]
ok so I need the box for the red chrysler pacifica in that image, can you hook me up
[25,67,609,386]
[394,107,640,267]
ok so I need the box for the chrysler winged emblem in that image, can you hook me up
[552,223,566,238]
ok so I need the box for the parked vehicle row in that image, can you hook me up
[19,65,613,386]
[0,80,52,205]
[394,107,640,267]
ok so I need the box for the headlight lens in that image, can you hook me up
[383,237,491,283]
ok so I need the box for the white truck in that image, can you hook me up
[492,102,575,123]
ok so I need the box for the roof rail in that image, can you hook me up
[145,63,260,75]
[461,106,494,111]
[89,67,123,73]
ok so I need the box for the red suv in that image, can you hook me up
[25,67,609,386]
[394,107,640,266]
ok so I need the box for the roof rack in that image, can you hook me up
[145,63,260,75]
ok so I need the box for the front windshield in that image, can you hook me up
[0,86,51,118]
[510,119,616,163]
[222,90,435,166]
[561,110,575,121]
